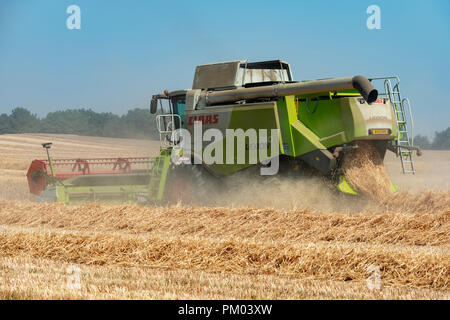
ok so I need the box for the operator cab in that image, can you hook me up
[149,89,188,148]
[150,89,187,128]
[167,90,187,129]
[149,59,293,146]
[150,59,292,115]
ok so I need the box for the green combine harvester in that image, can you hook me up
[27,60,421,204]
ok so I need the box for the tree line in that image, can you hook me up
[414,129,450,150]
[0,107,448,149]
[0,107,159,140]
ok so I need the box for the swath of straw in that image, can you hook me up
[0,201,449,246]
[1,255,448,300]
[0,229,448,289]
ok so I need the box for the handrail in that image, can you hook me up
[369,76,400,96]
[402,97,414,146]
[156,114,182,149]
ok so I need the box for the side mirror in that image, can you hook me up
[150,98,158,114]
[42,142,52,149]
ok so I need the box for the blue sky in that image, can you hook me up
[0,0,449,137]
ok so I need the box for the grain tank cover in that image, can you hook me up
[192,60,293,90]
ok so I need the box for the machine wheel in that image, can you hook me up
[169,175,191,204]
[34,186,58,203]
[166,163,221,206]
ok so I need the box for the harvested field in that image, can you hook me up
[2,256,446,299]
[0,134,449,299]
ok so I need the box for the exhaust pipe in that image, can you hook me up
[201,75,378,105]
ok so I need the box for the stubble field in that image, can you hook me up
[0,133,448,299]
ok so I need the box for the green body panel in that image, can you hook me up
[147,152,171,200]
[186,103,279,176]
[290,120,326,155]
[337,176,358,195]
[345,98,367,139]
[296,96,346,149]
[274,96,296,155]
[190,90,397,176]
[337,175,399,196]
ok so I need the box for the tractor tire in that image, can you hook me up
[165,163,222,206]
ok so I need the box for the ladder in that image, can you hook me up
[156,114,182,150]
[147,151,171,202]
[370,77,416,174]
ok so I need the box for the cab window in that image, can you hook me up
[171,97,186,129]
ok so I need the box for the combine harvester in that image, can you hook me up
[27,60,421,204]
